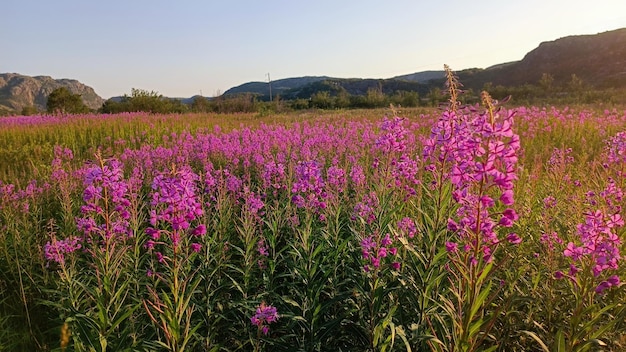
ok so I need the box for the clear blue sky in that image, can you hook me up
[2,0,625,98]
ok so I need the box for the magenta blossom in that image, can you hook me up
[250,302,279,335]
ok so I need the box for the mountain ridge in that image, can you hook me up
[224,27,626,99]
[0,73,104,114]
[3,27,625,114]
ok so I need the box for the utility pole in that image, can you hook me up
[266,73,272,101]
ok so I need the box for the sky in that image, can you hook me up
[2,0,625,99]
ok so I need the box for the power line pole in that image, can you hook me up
[266,73,272,101]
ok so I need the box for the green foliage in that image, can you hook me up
[46,87,90,114]
[20,106,39,116]
[100,88,189,114]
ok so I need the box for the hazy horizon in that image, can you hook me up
[3,0,625,99]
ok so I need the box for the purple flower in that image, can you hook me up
[374,116,409,153]
[397,217,417,238]
[191,224,207,236]
[291,160,326,211]
[445,241,458,253]
[500,190,514,205]
[43,236,82,265]
[543,196,557,209]
[564,242,584,261]
[149,166,203,253]
[76,159,132,241]
[360,232,399,272]
[257,238,269,257]
[251,302,279,335]
[554,271,564,279]
[506,233,522,244]
[425,105,520,263]
[190,243,202,253]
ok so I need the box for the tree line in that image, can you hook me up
[14,74,626,116]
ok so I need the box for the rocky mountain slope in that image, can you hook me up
[0,73,104,114]
[454,27,626,89]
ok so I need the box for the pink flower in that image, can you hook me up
[445,241,458,253]
[506,233,522,244]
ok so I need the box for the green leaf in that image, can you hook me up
[555,329,566,352]
[469,281,492,322]
[521,330,550,352]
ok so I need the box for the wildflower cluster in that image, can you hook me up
[250,302,279,335]
[605,131,626,176]
[427,99,521,260]
[352,191,379,224]
[291,160,327,211]
[561,187,623,294]
[146,166,205,255]
[43,236,82,265]
[397,217,417,239]
[77,159,132,240]
[360,232,400,272]
[374,116,409,153]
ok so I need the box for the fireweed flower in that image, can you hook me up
[605,131,626,177]
[251,302,279,335]
[291,160,327,211]
[561,182,624,294]
[326,165,347,194]
[425,103,521,261]
[397,217,417,238]
[243,188,265,217]
[352,191,379,225]
[349,165,366,188]
[374,116,409,153]
[261,160,287,193]
[360,232,400,272]
[257,237,269,269]
[43,236,82,265]
[390,154,421,198]
[543,196,557,209]
[540,231,563,251]
[147,166,205,256]
[76,159,132,241]
[548,147,575,171]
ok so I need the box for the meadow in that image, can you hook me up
[1,77,625,351]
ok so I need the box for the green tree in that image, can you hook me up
[310,91,333,109]
[46,87,89,114]
[539,73,555,93]
[191,96,211,112]
[426,87,445,107]
[20,106,39,116]
[100,89,188,114]
[568,74,584,92]
[364,87,387,108]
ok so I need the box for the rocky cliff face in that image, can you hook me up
[456,28,626,89]
[0,73,104,114]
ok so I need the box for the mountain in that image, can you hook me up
[0,73,104,114]
[454,28,626,89]
[223,28,626,99]
[224,76,330,96]
[392,70,445,83]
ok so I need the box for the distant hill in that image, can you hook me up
[392,70,445,83]
[0,73,104,114]
[454,28,626,89]
[225,76,432,100]
[224,28,626,99]
[224,76,330,97]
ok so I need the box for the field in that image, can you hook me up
[1,85,625,351]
